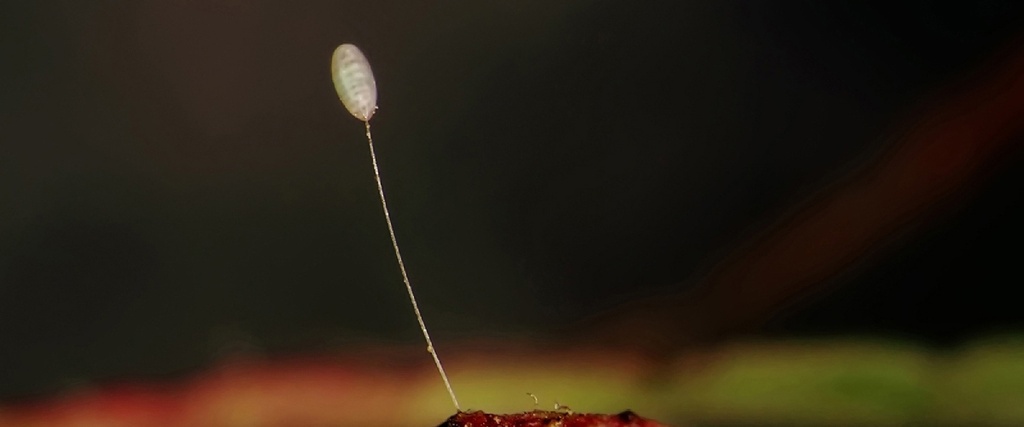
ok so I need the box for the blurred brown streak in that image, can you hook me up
[582,38,1024,359]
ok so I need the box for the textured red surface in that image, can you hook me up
[439,410,667,427]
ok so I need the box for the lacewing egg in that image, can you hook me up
[330,42,461,411]
[331,43,377,122]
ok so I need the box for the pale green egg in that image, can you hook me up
[331,43,377,122]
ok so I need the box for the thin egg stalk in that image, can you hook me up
[331,43,378,122]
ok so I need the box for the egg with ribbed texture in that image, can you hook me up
[331,43,377,121]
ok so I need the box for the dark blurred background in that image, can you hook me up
[1,1,1023,400]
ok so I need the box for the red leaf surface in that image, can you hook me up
[439,410,668,427]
